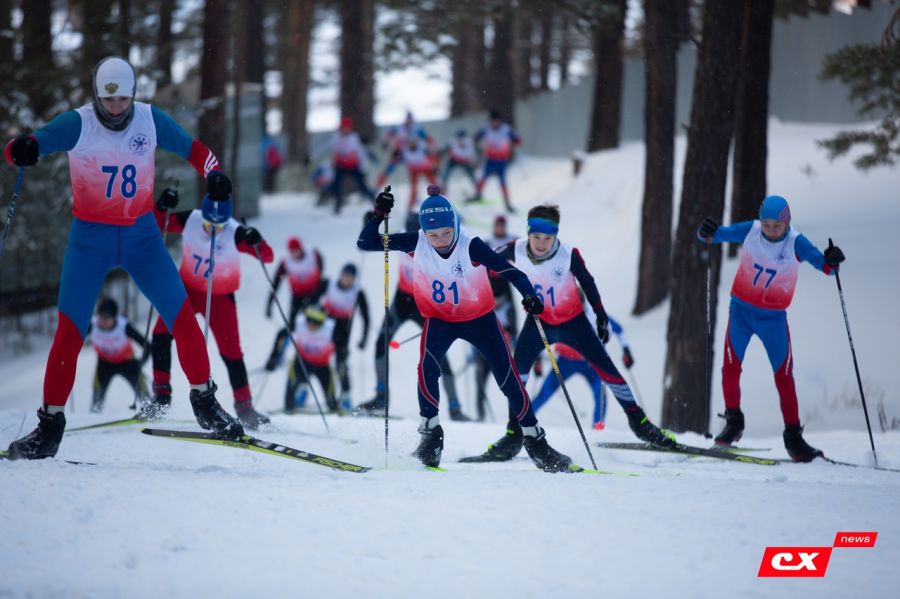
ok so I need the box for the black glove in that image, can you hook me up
[522,294,544,315]
[6,134,39,167]
[697,217,720,241]
[596,309,610,344]
[622,347,634,369]
[265,355,278,372]
[824,238,845,267]
[235,226,262,246]
[374,187,394,219]
[206,171,232,201]
[156,187,179,211]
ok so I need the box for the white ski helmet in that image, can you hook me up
[91,56,136,130]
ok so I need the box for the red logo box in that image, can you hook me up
[833,532,878,548]
[758,547,833,577]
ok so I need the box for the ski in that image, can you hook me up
[595,441,781,466]
[68,416,145,432]
[819,456,900,473]
[141,428,371,473]
[0,450,96,466]
[712,446,772,453]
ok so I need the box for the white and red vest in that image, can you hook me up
[323,278,360,320]
[513,239,583,325]
[284,251,321,296]
[480,124,516,161]
[69,102,157,225]
[292,315,336,366]
[413,228,494,322]
[397,251,416,296]
[448,139,475,164]
[178,210,241,295]
[402,145,433,172]
[330,132,367,170]
[91,315,134,363]
[731,220,801,310]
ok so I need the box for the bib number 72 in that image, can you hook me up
[193,254,212,279]
[752,263,777,288]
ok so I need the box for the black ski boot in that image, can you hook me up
[459,422,523,462]
[235,400,271,431]
[783,424,823,463]
[189,381,244,440]
[626,406,676,447]
[522,426,575,473]
[714,408,745,446]
[7,408,66,460]
[138,383,173,421]
[412,417,444,468]
[449,406,472,422]
[353,392,386,417]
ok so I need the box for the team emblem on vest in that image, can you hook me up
[105,82,119,94]
[552,266,565,281]
[452,261,464,278]
[776,250,787,263]
[130,133,150,155]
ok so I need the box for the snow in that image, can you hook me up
[2,121,899,598]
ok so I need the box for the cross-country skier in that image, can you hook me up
[319,263,370,411]
[531,303,635,431]
[357,185,576,472]
[376,111,435,188]
[4,56,243,459]
[466,204,674,463]
[325,116,375,214]
[399,137,439,210]
[149,187,274,430]
[470,110,522,213]
[441,129,478,194]
[697,195,845,462]
[277,305,339,413]
[354,211,471,421]
[265,236,324,329]
[86,297,151,413]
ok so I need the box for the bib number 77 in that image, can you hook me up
[752,263,777,288]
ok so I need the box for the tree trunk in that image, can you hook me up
[81,0,114,92]
[729,0,775,257]
[558,13,571,85]
[537,3,553,91]
[0,0,13,60]
[486,0,516,125]
[156,0,175,87]
[283,0,314,163]
[662,1,743,434]
[117,0,131,56]
[515,5,534,98]
[340,0,375,142]
[450,17,485,117]
[238,0,266,136]
[21,0,55,119]
[586,0,626,152]
[633,0,677,316]
[199,0,229,192]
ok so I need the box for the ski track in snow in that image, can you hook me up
[1,122,899,598]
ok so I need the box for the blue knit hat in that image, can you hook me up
[419,185,457,232]
[201,194,232,224]
[759,195,791,224]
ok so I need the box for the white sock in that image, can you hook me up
[190,380,214,393]
[521,425,544,439]
[43,405,65,415]
[418,415,440,432]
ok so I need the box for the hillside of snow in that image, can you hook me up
[1,121,898,598]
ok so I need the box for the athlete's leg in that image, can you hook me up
[757,309,799,426]
[722,300,755,412]
[91,360,116,412]
[416,318,459,419]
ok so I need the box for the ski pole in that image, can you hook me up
[389,332,421,349]
[381,185,391,466]
[704,245,713,438]
[253,244,330,432]
[0,168,25,260]
[624,368,645,409]
[830,238,878,466]
[203,200,220,343]
[532,315,598,470]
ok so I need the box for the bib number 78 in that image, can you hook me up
[102,164,138,199]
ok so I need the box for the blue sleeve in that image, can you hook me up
[34,111,82,155]
[356,216,418,252]
[469,237,535,298]
[712,221,753,244]
[794,234,829,274]
[151,105,193,159]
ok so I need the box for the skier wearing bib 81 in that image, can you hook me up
[357,185,576,472]
[698,195,846,462]
[4,56,243,459]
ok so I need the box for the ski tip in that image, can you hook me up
[426,465,448,472]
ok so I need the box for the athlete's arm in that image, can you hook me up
[469,237,535,297]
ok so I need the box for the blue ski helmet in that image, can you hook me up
[759,195,791,224]
[201,194,232,225]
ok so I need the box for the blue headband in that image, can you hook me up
[527,217,559,236]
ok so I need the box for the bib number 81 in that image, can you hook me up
[431,280,459,305]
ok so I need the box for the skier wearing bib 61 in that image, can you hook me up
[698,195,845,462]
[357,185,577,472]
[4,56,244,459]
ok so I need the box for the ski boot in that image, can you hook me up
[783,424,823,463]
[412,416,444,468]
[353,392,386,417]
[235,400,271,431]
[138,383,173,421]
[626,406,677,447]
[459,422,523,462]
[189,381,244,440]
[522,426,574,473]
[714,408,745,446]
[448,400,472,422]
[339,392,352,414]
[7,408,66,460]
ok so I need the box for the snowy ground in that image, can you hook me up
[1,121,899,598]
